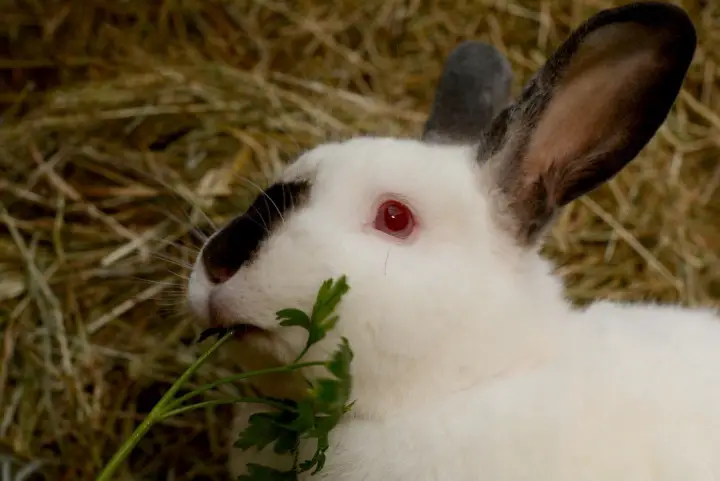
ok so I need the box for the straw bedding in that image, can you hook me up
[1,0,719,479]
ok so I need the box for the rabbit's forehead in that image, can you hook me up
[281,137,484,206]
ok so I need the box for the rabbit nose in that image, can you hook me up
[204,262,236,285]
[201,214,255,284]
[200,180,309,285]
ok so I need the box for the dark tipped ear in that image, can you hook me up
[422,41,513,144]
[485,2,697,245]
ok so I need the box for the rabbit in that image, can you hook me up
[186,2,720,480]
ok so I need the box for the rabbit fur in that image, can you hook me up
[186,2,720,480]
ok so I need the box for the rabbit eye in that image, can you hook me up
[373,200,415,239]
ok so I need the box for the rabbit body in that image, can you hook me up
[297,304,720,481]
[185,2,719,480]
[223,262,720,481]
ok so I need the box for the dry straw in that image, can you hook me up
[1,0,719,479]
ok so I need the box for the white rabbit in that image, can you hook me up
[186,2,720,480]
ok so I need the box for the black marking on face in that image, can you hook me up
[201,180,310,284]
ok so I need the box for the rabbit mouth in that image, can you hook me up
[205,297,268,341]
[198,323,267,343]
[229,323,267,340]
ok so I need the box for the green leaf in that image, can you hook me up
[237,464,298,481]
[289,399,316,433]
[235,410,299,453]
[306,413,341,442]
[277,308,311,329]
[343,401,356,414]
[311,276,350,326]
[273,429,299,455]
[298,431,330,474]
[320,314,339,333]
[327,337,353,381]
[312,379,342,413]
[230,277,354,478]
[312,433,330,474]
[234,412,281,451]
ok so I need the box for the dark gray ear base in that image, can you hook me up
[422,41,513,144]
[484,1,697,245]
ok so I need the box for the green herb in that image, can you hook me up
[94,276,353,481]
[236,276,353,480]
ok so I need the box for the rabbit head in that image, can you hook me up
[187,2,696,409]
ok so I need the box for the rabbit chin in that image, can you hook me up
[185,136,575,417]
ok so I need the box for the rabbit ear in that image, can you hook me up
[483,2,696,245]
[422,41,513,144]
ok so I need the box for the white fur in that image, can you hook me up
[187,137,720,480]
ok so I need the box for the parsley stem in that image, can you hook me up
[159,397,294,420]
[168,361,327,409]
[94,332,234,481]
[292,345,311,364]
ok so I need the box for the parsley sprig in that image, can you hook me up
[95,276,353,481]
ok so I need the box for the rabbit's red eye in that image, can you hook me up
[374,200,415,239]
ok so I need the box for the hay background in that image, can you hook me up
[1,0,719,479]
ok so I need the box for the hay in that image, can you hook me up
[1,0,719,479]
